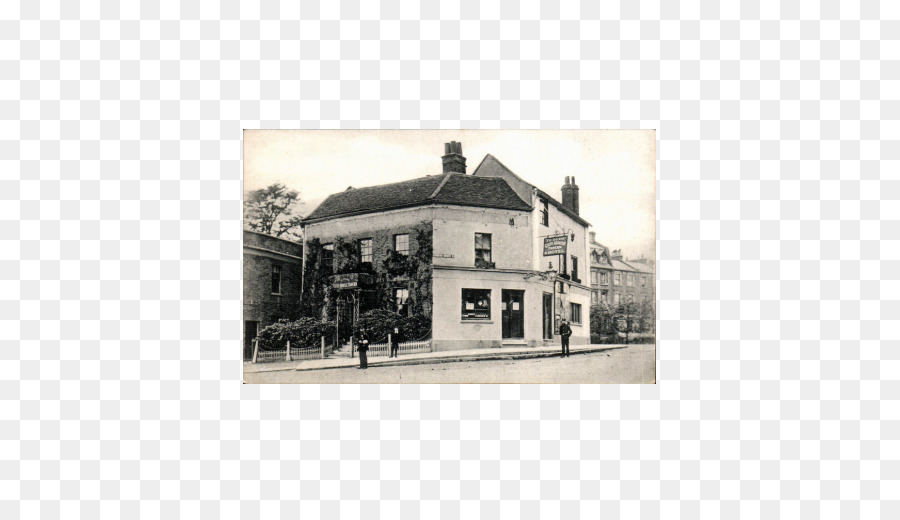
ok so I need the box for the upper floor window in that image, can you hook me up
[642,275,648,288]
[627,273,634,287]
[539,198,549,226]
[571,256,579,281]
[600,271,608,285]
[322,244,334,271]
[271,264,282,294]
[394,234,409,256]
[591,271,598,285]
[475,233,492,263]
[614,272,620,285]
[359,238,373,264]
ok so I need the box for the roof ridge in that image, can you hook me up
[429,172,453,199]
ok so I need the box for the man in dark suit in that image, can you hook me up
[390,326,401,358]
[559,320,572,357]
[357,333,369,369]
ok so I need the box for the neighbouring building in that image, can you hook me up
[300,141,592,351]
[625,255,656,307]
[588,232,655,307]
[242,230,304,359]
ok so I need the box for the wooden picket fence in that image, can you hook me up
[251,336,430,363]
[251,337,335,363]
[366,339,432,358]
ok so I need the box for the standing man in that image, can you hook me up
[357,332,369,369]
[390,326,401,358]
[559,320,572,358]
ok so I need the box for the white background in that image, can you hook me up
[2,1,895,519]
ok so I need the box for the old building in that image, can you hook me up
[242,230,304,359]
[300,141,592,351]
[588,233,655,307]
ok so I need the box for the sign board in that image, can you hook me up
[330,273,372,289]
[543,235,568,256]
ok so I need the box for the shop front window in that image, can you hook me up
[461,288,491,320]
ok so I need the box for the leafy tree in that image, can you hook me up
[613,301,641,344]
[243,183,305,240]
[590,301,620,337]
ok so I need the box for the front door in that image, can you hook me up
[542,293,553,339]
[244,321,258,360]
[502,290,525,339]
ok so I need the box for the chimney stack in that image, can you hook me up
[561,175,580,215]
[442,141,467,174]
[589,231,596,243]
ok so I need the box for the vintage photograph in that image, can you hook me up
[242,130,656,383]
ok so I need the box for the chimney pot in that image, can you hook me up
[442,141,467,174]
[561,175,580,215]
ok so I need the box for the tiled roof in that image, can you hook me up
[302,173,532,223]
[625,261,654,273]
[610,259,637,272]
[431,174,533,211]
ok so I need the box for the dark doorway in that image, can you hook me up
[244,321,258,360]
[502,290,525,339]
[542,293,553,339]
[335,293,356,346]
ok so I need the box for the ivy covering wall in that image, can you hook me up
[301,221,433,325]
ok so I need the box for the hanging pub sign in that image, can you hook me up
[543,235,568,256]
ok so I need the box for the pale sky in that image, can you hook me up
[243,130,656,260]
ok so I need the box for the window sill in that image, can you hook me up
[271,293,282,296]
[461,320,493,324]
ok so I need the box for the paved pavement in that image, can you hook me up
[244,344,657,384]
[243,342,653,375]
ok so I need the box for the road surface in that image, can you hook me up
[244,344,655,384]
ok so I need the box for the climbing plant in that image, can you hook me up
[300,237,330,319]
[300,221,433,336]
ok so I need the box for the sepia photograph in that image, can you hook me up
[242,130,656,383]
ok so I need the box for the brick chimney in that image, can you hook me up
[561,176,579,214]
[589,231,596,244]
[611,249,623,261]
[442,141,466,174]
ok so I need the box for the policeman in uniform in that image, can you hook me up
[558,320,572,357]
[357,333,369,369]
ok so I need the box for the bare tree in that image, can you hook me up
[243,183,305,240]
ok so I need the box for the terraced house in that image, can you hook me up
[300,142,592,351]
[589,232,655,307]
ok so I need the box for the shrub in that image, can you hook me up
[354,309,402,342]
[257,318,334,351]
[353,310,432,343]
[399,314,431,341]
